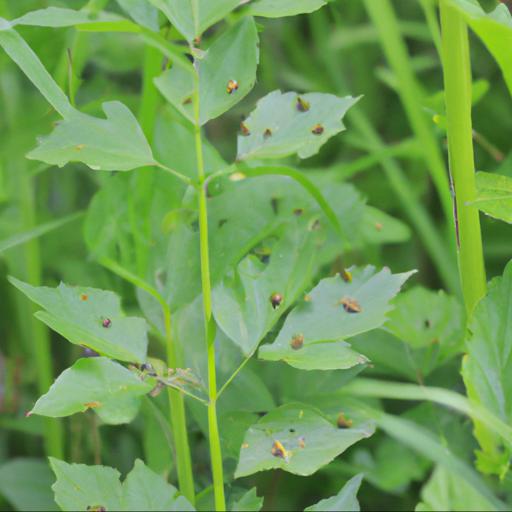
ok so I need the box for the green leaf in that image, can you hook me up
[447,0,512,96]
[213,224,318,356]
[305,473,363,511]
[50,458,123,512]
[249,0,326,18]
[116,0,160,31]
[416,465,496,512]
[49,458,194,512]
[30,358,152,423]
[259,266,416,370]
[237,91,360,160]
[471,171,512,223]
[122,459,194,511]
[155,17,259,125]
[9,277,148,363]
[230,488,263,512]
[0,458,57,511]
[28,102,155,171]
[462,259,512,476]
[359,206,411,245]
[235,403,374,478]
[148,0,240,41]
[385,287,464,357]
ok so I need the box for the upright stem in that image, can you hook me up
[163,307,196,505]
[192,68,226,511]
[440,1,486,316]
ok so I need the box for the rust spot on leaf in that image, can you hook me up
[296,97,310,112]
[337,412,353,429]
[84,401,101,409]
[271,440,288,459]
[339,297,361,314]
[226,79,239,94]
[263,128,272,139]
[311,124,324,135]
[340,269,352,283]
[270,292,283,309]
[80,293,88,301]
[375,222,383,231]
[240,122,250,136]
[290,334,304,350]
[102,318,112,328]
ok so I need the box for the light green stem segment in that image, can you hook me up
[364,0,453,232]
[440,0,486,316]
[193,69,226,510]
[163,307,196,505]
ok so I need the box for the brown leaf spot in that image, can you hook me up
[290,334,304,350]
[296,97,310,112]
[227,79,239,94]
[337,412,353,429]
[240,122,250,136]
[84,401,101,409]
[341,268,352,283]
[270,292,283,309]
[340,297,361,314]
[263,128,272,139]
[271,440,288,459]
[311,124,324,135]
[375,222,383,231]
[80,294,89,301]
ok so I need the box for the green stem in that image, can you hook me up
[440,0,486,316]
[192,64,226,511]
[163,307,196,505]
[364,0,453,232]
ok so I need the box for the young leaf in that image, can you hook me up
[304,473,364,512]
[446,0,512,96]
[155,17,259,125]
[237,91,360,160]
[122,459,194,511]
[230,487,263,512]
[49,458,195,512]
[30,357,152,423]
[235,403,374,478]
[471,171,512,224]
[462,259,512,476]
[50,458,123,512]
[259,266,416,370]
[212,224,318,356]
[28,102,156,171]
[148,0,240,41]
[9,278,148,363]
[249,0,327,18]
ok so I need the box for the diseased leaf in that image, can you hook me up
[49,458,195,512]
[237,91,360,160]
[155,17,259,125]
[149,0,240,41]
[9,277,148,363]
[259,266,415,370]
[28,102,155,171]
[471,171,512,224]
[122,460,194,511]
[235,403,374,477]
[213,223,318,356]
[462,260,512,476]
[249,0,326,18]
[360,206,411,245]
[50,458,123,512]
[447,0,512,96]
[30,358,152,424]
[305,473,363,511]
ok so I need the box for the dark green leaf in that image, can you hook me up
[231,488,263,512]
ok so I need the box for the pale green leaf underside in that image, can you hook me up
[49,458,194,512]
[149,0,239,41]
[155,17,259,125]
[448,0,512,96]
[31,357,151,424]
[305,473,363,511]
[249,0,326,18]
[9,277,148,363]
[237,91,360,160]
[259,266,415,370]
[28,102,156,171]
[235,403,375,477]
[471,171,512,223]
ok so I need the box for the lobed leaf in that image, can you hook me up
[30,357,152,424]
[155,17,259,125]
[237,91,360,160]
[149,0,240,41]
[259,266,416,370]
[49,458,194,512]
[235,403,374,478]
[248,0,327,18]
[305,473,363,511]
[471,171,512,224]
[9,277,148,363]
